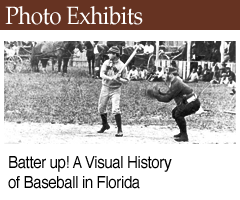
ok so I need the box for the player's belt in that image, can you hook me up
[186,93,197,103]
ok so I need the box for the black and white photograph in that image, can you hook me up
[4,40,236,144]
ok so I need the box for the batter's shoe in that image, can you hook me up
[115,114,123,137]
[97,113,110,133]
[174,134,189,142]
[97,124,110,133]
[115,131,123,137]
[174,133,182,138]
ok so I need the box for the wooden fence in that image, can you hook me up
[157,60,236,79]
[72,51,88,67]
[71,51,236,80]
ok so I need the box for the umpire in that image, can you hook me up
[147,66,201,142]
[97,46,129,137]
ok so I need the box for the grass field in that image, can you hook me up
[4,67,236,132]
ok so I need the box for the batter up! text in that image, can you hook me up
[8,156,172,189]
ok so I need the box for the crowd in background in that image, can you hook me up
[126,61,236,84]
[126,41,236,96]
[4,41,36,57]
[4,41,236,93]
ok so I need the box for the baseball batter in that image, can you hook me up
[97,46,129,137]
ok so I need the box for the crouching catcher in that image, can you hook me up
[146,67,201,142]
[97,46,129,137]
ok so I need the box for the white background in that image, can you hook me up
[1,30,239,200]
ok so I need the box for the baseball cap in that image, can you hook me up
[107,46,120,54]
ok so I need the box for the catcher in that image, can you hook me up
[146,66,201,142]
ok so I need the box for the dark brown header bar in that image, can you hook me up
[1,0,240,30]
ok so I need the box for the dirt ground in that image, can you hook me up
[4,121,236,144]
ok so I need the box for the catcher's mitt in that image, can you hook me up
[145,84,160,99]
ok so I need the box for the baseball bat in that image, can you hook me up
[117,45,140,74]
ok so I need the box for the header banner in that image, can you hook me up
[1,0,240,30]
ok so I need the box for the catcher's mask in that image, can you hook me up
[165,66,178,75]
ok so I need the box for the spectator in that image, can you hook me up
[128,65,139,81]
[11,43,19,55]
[149,67,164,82]
[4,41,10,48]
[210,64,221,84]
[197,65,203,76]
[219,62,227,77]
[190,62,198,73]
[228,76,236,95]
[223,41,236,63]
[220,67,236,84]
[220,73,228,84]
[184,68,199,83]
[147,66,156,80]
[4,41,16,57]
[134,41,144,54]
[210,41,221,63]
[92,41,99,54]
[139,66,148,80]
[200,64,212,82]
[227,67,236,82]
[228,41,236,62]
[19,41,34,55]
[144,41,154,54]
[22,41,33,49]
